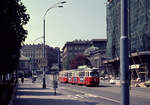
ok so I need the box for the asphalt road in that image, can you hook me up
[37,74,150,105]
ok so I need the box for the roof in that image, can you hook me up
[84,45,99,55]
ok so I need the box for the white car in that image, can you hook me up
[109,78,116,84]
[109,77,120,84]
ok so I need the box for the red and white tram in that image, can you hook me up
[59,67,99,86]
[58,70,68,83]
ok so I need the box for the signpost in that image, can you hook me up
[53,72,58,95]
[51,64,59,95]
[38,58,48,88]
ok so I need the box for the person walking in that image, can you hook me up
[21,74,24,84]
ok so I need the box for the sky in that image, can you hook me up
[22,0,107,49]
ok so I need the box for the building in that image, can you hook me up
[84,39,107,68]
[62,40,92,69]
[62,39,107,70]
[105,0,150,81]
[91,39,107,50]
[18,54,31,77]
[21,44,58,73]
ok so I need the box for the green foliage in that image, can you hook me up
[0,0,30,73]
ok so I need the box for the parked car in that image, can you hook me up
[99,77,105,80]
[109,78,115,84]
[144,80,150,87]
[109,77,120,84]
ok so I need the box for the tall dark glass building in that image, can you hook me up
[105,0,150,81]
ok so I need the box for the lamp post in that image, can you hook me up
[120,0,129,105]
[42,1,66,88]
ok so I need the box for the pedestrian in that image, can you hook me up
[21,76,24,84]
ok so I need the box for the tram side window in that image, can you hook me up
[68,73,72,78]
[64,73,68,77]
[79,72,85,77]
[86,72,88,76]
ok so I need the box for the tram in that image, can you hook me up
[58,70,68,83]
[59,67,99,86]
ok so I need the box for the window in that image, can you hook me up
[90,72,99,77]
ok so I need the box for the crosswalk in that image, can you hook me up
[67,93,99,100]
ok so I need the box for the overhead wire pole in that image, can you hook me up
[120,0,130,105]
[42,1,66,89]
[43,13,46,88]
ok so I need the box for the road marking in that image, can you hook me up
[16,95,71,100]
[67,95,80,100]
[60,86,120,103]
[97,95,120,103]
[76,94,87,98]
[85,93,99,98]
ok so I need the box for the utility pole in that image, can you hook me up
[42,18,46,88]
[120,0,130,105]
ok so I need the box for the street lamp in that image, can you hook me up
[42,1,66,88]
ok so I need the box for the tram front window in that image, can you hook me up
[90,72,99,77]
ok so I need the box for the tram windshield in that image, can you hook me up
[90,71,99,77]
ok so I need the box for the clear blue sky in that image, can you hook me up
[22,0,107,49]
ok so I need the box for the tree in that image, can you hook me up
[71,54,91,69]
[0,0,30,74]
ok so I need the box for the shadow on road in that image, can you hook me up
[17,87,46,90]
[13,86,99,105]
[98,85,112,87]
[13,98,98,105]
[16,91,62,96]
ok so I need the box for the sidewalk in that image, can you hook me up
[12,78,91,105]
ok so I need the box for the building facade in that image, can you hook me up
[105,0,150,81]
[62,39,107,70]
[18,54,31,77]
[84,39,107,70]
[21,44,58,72]
[62,40,92,70]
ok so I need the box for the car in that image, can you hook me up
[115,78,120,85]
[144,80,150,87]
[99,77,105,80]
[109,77,120,84]
[109,78,116,84]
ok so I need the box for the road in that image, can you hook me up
[37,74,150,105]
